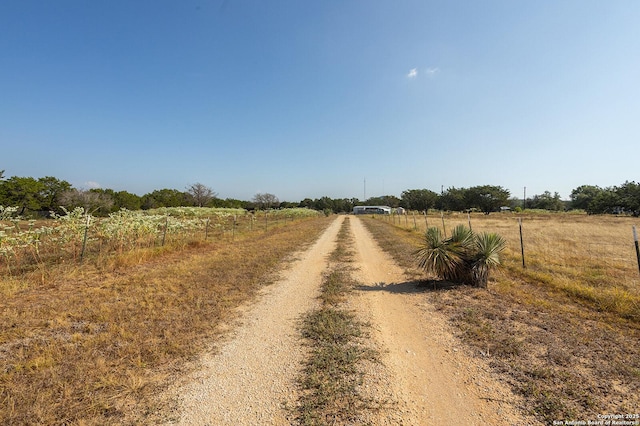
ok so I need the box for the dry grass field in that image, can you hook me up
[363,212,640,423]
[387,211,640,319]
[0,216,332,425]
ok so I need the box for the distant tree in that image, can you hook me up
[253,193,279,210]
[60,189,113,215]
[210,197,245,209]
[141,189,190,209]
[296,197,357,213]
[465,185,511,214]
[570,185,604,211]
[436,187,467,211]
[38,176,72,212]
[508,197,523,210]
[314,196,334,212]
[113,190,142,211]
[0,176,45,215]
[332,198,356,213]
[275,201,295,209]
[526,191,564,211]
[299,198,315,209]
[89,189,116,212]
[401,189,439,211]
[187,182,217,207]
[366,195,401,208]
[587,188,620,214]
[616,181,640,216]
[0,170,4,180]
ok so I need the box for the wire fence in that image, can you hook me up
[371,210,640,291]
[0,207,321,276]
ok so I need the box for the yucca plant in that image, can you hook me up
[416,227,462,281]
[416,225,506,288]
[471,232,506,288]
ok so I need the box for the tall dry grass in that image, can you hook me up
[383,211,640,320]
[0,216,332,425]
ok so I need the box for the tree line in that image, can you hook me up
[1,170,638,217]
[0,171,282,216]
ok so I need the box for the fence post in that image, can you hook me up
[468,212,472,231]
[162,215,168,246]
[441,211,446,237]
[232,215,237,239]
[205,217,210,240]
[633,225,640,276]
[424,211,428,230]
[519,218,526,269]
[413,212,417,230]
[265,211,268,232]
[80,214,90,262]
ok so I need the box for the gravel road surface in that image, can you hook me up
[168,215,538,425]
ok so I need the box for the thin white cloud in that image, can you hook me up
[84,181,101,189]
[407,68,418,79]
[426,67,440,77]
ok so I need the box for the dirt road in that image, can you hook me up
[169,216,535,425]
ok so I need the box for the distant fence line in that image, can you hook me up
[372,210,640,279]
[0,207,321,274]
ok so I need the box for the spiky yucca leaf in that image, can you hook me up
[415,227,464,281]
[447,224,475,257]
[415,225,507,288]
[471,232,506,287]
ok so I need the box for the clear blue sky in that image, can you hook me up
[2,1,639,202]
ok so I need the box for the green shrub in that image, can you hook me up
[415,225,506,288]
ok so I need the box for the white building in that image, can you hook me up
[352,206,392,215]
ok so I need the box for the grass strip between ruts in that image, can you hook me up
[296,217,381,425]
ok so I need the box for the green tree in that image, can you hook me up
[365,195,401,208]
[586,188,619,214]
[141,189,190,209]
[278,201,298,209]
[527,191,564,211]
[465,185,511,214]
[314,196,334,212]
[401,189,439,211]
[332,198,356,213]
[570,185,604,211]
[38,176,72,212]
[299,198,314,209]
[436,187,467,211]
[616,181,640,216]
[0,176,45,215]
[113,190,142,211]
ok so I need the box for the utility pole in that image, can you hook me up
[364,178,366,201]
